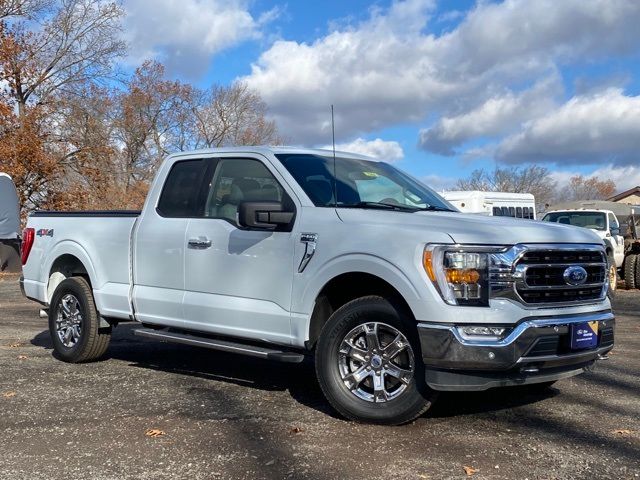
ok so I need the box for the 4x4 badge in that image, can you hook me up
[298,233,318,273]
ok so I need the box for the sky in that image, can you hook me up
[120,0,640,193]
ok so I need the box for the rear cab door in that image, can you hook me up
[132,157,213,328]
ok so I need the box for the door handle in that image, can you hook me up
[188,237,212,249]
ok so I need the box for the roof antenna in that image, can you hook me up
[331,105,337,207]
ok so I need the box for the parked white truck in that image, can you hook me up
[542,201,640,290]
[20,147,615,424]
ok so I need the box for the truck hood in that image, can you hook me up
[336,209,603,246]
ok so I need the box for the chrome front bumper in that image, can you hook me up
[418,311,615,391]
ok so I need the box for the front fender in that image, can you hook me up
[297,252,422,317]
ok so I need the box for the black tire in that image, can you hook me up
[48,277,111,363]
[624,254,637,290]
[607,254,617,300]
[315,296,436,425]
[635,255,640,290]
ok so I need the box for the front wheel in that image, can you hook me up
[315,296,435,425]
[607,255,617,299]
[49,277,111,363]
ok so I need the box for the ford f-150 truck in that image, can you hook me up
[20,147,615,425]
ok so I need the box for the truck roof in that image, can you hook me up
[442,190,535,201]
[546,200,639,218]
[169,146,376,162]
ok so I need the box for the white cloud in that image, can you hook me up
[550,164,640,193]
[323,138,404,163]
[123,0,275,78]
[242,0,640,145]
[418,76,561,155]
[496,89,640,165]
[421,174,457,192]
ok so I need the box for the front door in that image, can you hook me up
[607,213,625,267]
[182,156,298,345]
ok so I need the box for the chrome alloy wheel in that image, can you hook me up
[55,294,83,348]
[609,264,617,291]
[338,322,415,403]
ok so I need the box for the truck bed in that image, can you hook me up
[22,210,141,320]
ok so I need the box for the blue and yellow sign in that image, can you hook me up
[570,321,599,350]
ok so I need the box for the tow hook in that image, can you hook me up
[520,366,539,374]
[597,353,610,360]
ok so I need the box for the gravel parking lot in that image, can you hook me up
[1,273,638,480]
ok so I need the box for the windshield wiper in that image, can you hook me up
[416,204,456,212]
[337,201,419,212]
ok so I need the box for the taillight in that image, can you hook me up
[21,228,35,265]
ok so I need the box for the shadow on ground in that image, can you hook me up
[31,324,568,421]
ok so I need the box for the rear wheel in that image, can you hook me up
[49,277,111,363]
[315,296,436,425]
[624,254,637,290]
[635,255,640,290]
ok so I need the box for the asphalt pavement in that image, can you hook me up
[1,273,638,480]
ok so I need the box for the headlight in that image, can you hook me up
[423,245,499,306]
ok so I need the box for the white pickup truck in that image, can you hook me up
[541,203,640,290]
[21,147,615,425]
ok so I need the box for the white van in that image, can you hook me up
[441,191,536,219]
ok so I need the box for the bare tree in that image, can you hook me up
[192,82,283,148]
[557,175,616,202]
[0,1,284,213]
[113,61,194,189]
[456,165,557,208]
[1,0,125,116]
[0,0,52,20]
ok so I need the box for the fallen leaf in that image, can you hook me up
[2,391,16,398]
[145,429,166,437]
[612,429,633,436]
[16,355,28,360]
[289,427,304,435]
[265,459,276,466]
[463,466,479,477]
[8,343,22,348]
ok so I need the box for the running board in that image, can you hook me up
[133,328,305,363]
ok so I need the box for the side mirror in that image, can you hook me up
[610,227,620,237]
[239,201,294,230]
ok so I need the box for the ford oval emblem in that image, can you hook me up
[563,266,588,286]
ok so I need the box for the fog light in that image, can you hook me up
[459,326,506,337]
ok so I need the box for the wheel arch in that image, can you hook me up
[43,242,99,307]
[305,270,418,349]
[603,239,614,258]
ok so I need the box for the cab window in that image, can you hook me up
[204,158,290,225]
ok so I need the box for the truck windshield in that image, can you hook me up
[276,153,455,212]
[542,211,607,230]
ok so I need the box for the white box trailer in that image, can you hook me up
[441,191,536,219]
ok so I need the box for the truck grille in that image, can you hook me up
[489,245,608,307]
[515,249,607,305]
